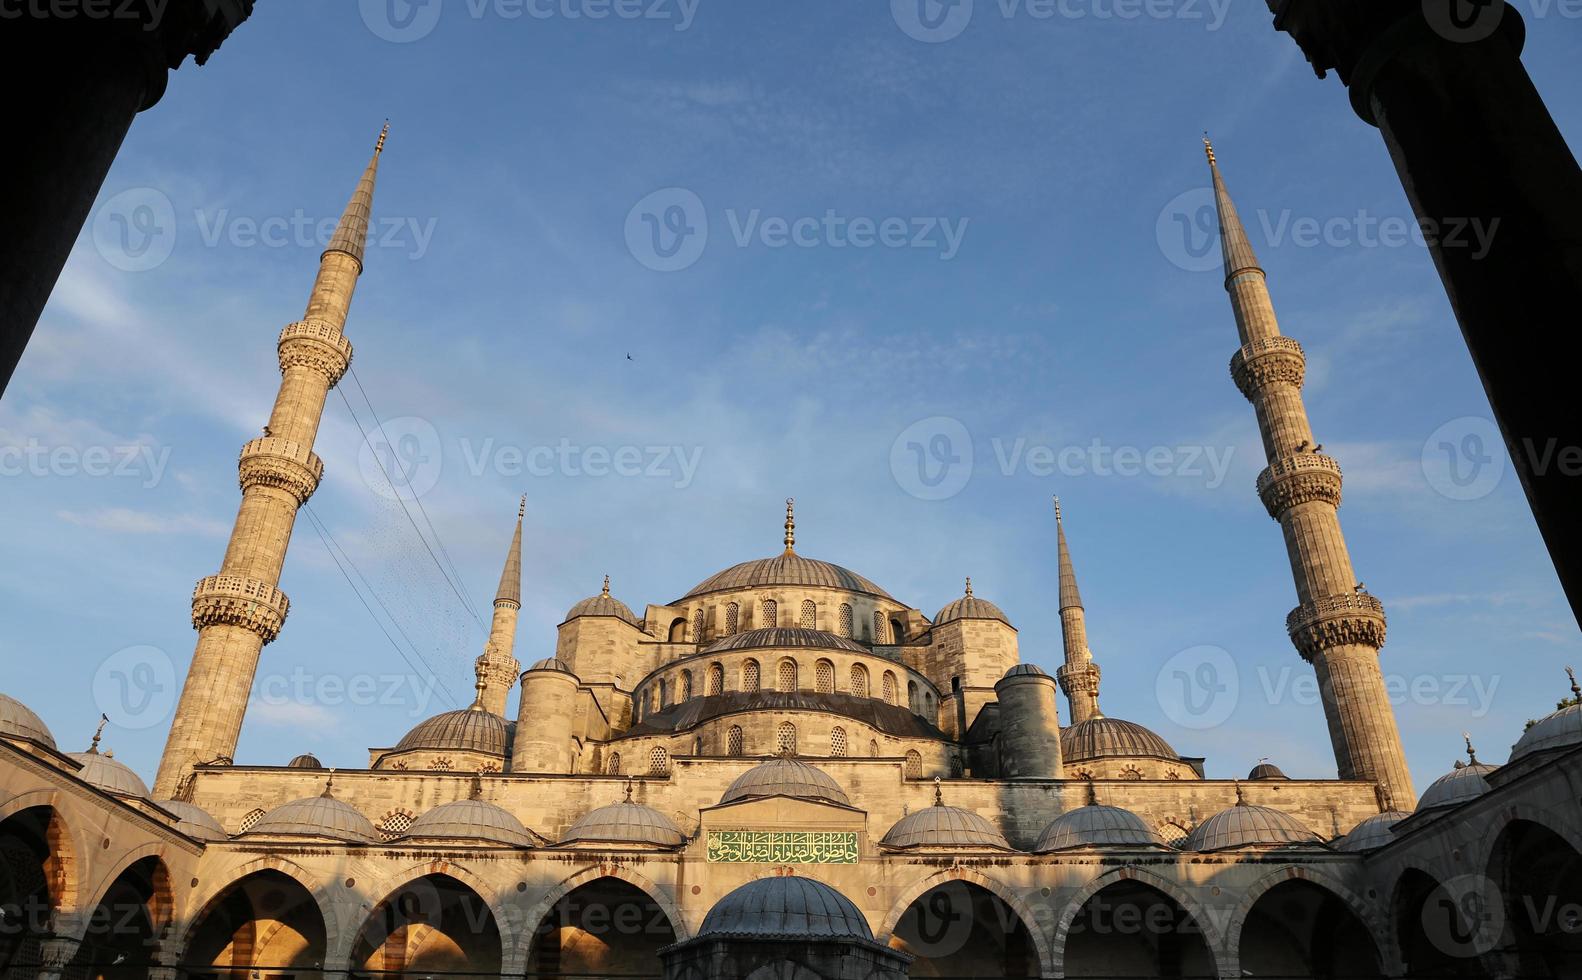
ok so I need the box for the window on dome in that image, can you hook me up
[727,726,744,756]
[762,599,778,628]
[667,617,687,642]
[839,603,853,638]
[831,726,847,757]
[882,672,898,705]
[815,659,834,694]
[869,740,879,757]
[777,722,797,756]
[950,755,964,777]
[1158,820,1190,848]
[850,664,869,698]
[692,608,705,641]
[680,670,693,700]
[1118,766,1143,780]
[481,762,499,773]
[378,809,414,841]
[800,599,817,629]
[708,663,724,696]
[607,752,622,775]
[726,602,740,635]
[908,680,919,712]
[239,808,266,833]
[873,612,887,643]
[693,737,703,755]
[743,659,760,693]
[658,679,669,708]
[432,758,453,772]
[890,618,905,643]
[650,747,669,775]
[778,658,797,692]
[904,750,923,778]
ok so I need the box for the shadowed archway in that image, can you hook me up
[352,873,501,978]
[1062,878,1217,979]
[64,855,173,979]
[889,880,1038,977]
[527,876,677,979]
[180,869,327,975]
[1392,867,1485,978]
[1487,817,1582,977]
[0,805,74,976]
[1237,878,1381,978]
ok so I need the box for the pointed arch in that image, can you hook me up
[877,867,1054,977]
[1223,865,1390,978]
[174,858,335,974]
[517,865,689,967]
[0,794,83,914]
[1051,865,1225,979]
[349,864,508,977]
[78,843,179,935]
[174,855,334,952]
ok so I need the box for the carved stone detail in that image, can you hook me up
[1286,593,1387,661]
[191,574,291,643]
[238,437,324,505]
[1257,453,1343,518]
[1230,336,1306,400]
[1057,661,1101,696]
[278,319,354,384]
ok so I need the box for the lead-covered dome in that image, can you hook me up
[1248,761,1288,780]
[67,750,149,799]
[1417,762,1497,813]
[244,791,378,843]
[720,758,850,807]
[564,577,641,627]
[1061,717,1180,763]
[395,704,509,756]
[1512,702,1582,762]
[408,799,534,847]
[933,579,1011,628]
[562,793,684,848]
[1335,811,1411,853]
[0,693,55,748]
[1182,803,1322,852]
[528,657,573,673]
[156,800,226,841]
[1035,804,1167,851]
[287,753,323,769]
[681,553,892,601]
[700,876,871,940]
[702,628,865,656]
[1002,664,1048,679]
[881,804,1011,850]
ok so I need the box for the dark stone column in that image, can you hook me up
[1268,0,1582,625]
[0,1,254,399]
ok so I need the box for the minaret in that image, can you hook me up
[1053,498,1101,725]
[153,125,389,798]
[475,497,525,715]
[1206,138,1415,808]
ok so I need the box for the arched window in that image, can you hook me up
[761,599,778,628]
[725,602,740,635]
[743,659,760,693]
[800,599,817,629]
[890,618,905,643]
[778,658,797,692]
[680,670,693,700]
[839,603,853,638]
[693,737,703,755]
[777,722,797,756]
[649,747,669,775]
[708,662,724,696]
[908,680,919,712]
[882,671,898,705]
[692,607,705,641]
[239,808,266,833]
[830,726,847,757]
[658,679,669,708]
[607,752,622,775]
[868,740,879,757]
[924,692,934,717]
[727,725,744,756]
[815,659,834,694]
[950,755,964,777]
[378,808,415,841]
[904,750,923,778]
[668,617,687,642]
[850,664,869,698]
[432,757,453,772]
[873,611,887,643]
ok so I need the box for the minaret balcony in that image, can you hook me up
[1230,336,1306,399]
[1286,593,1386,661]
[239,437,324,505]
[278,319,354,383]
[1056,661,1101,696]
[1257,453,1342,518]
[191,574,291,643]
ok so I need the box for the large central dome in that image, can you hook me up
[679,553,892,601]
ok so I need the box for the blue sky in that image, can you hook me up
[3,1,1580,795]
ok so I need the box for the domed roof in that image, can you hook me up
[1182,802,1323,852]
[563,577,642,627]
[881,799,1011,850]
[1513,702,1582,762]
[701,628,865,656]
[244,790,377,843]
[1248,761,1288,780]
[562,790,685,848]
[0,693,55,748]
[681,553,892,601]
[408,798,534,847]
[528,657,574,673]
[287,753,323,769]
[67,750,149,799]
[156,800,227,841]
[1061,716,1180,763]
[1417,762,1498,813]
[1002,663,1048,679]
[1035,804,1167,851]
[1335,811,1411,853]
[720,758,850,807]
[933,579,1011,628]
[394,704,509,756]
[700,876,872,940]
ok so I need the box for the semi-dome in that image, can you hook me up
[1061,716,1180,763]
[701,628,865,656]
[67,750,149,799]
[156,800,226,841]
[287,753,323,769]
[1035,804,1167,851]
[1248,761,1288,780]
[699,876,872,940]
[933,579,1011,628]
[563,577,642,627]
[408,798,534,847]
[1512,702,1582,762]
[1002,663,1048,679]
[680,553,892,601]
[881,802,1010,850]
[1182,803,1322,852]
[562,792,684,848]
[0,693,55,748]
[1417,762,1497,813]
[395,704,509,756]
[720,758,850,807]
[244,790,378,843]
[528,657,574,673]
[1335,811,1411,853]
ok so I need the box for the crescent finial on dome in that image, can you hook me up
[784,498,796,554]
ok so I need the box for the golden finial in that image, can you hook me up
[964,577,973,597]
[784,498,796,554]
[1567,665,1579,700]
[322,769,337,799]
[376,120,390,154]
[1463,732,1478,765]
[933,775,944,807]
[601,575,611,597]
[1234,780,1245,805]
[1203,132,1216,166]
[623,776,635,803]
[87,713,108,754]
[518,494,526,520]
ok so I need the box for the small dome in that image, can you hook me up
[1035,804,1166,851]
[1061,717,1180,763]
[1001,663,1048,679]
[1335,811,1411,853]
[881,805,1010,850]
[1248,761,1288,780]
[1417,762,1498,813]
[562,799,684,848]
[933,580,1012,628]
[720,758,850,807]
[563,579,642,627]
[395,705,509,756]
[0,693,55,748]
[681,554,892,601]
[287,753,323,769]
[1182,803,1323,852]
[67,751,149,799]
[702,628,865,656]
[156,800,226,841]
[408,799,534,847]
[700,876,872,940]
[245,791,377,843]
[528,657,573,673]
[1512,703,1582,762]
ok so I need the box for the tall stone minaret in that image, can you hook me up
[1053,498,1101,725]
[475,497,525,716]
[153,125,389,798]
[1206,139,1414,808]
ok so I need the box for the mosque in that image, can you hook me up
[1,128,1580,979]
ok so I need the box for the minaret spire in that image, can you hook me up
[155,125,388,798]
[1053,497,1101,724]
[783,498,796,554]
[475,497,525,716]
[1210,142,1414,808]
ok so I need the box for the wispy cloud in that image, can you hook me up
[57,508,229,537]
